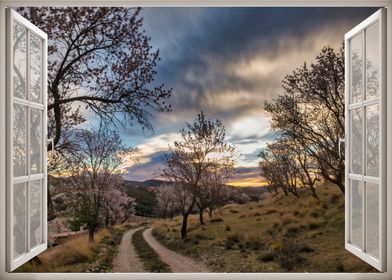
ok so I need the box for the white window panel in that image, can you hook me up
[345,8,386,271]
[6,8,48,272]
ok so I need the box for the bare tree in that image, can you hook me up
[200,161,234,218]
[259,140,299,197]
[163,111,235,238]
[155,184,179,219]
[18,7,172,220]
[65,125,136,241]
[264,47,345,192]
[291,140,321,200]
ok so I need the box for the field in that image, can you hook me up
[153,183,377,272]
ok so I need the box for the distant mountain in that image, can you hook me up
[124,179,167,189]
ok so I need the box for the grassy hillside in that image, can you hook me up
[153,182,377,272]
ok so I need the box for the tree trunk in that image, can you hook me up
[105,209,109,227]
[207,208,213,218]
[310,186,320,201]
[88,223,96,242]
[199,209,204,225]
[181,214,189,239]
[335,180,345,194]
[47,185,56,221]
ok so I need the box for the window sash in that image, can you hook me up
[344,8,387,272]
[5,8,48,272]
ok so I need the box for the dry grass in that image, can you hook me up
[153,182,378,273]
[16,224,136,272]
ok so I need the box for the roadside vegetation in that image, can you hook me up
[153,183,376,272]
[132,229,171,272]
[16,224,136,272]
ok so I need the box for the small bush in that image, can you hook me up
[225,233,240,249]
[308,219,322,230]
[286,224,300,234]
[280,213,296,225]
[309,211,319,218]
[194,233,207,240]
[210,217,224,223]
[258,251,275,262]
[276,239,306,271]
[299,245,315,253]
[329,194,340,204]
[265,209,277,215]
[245,240,263,251]
[336,261,345,272]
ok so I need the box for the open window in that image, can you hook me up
[5,8,48,271]
[0,4,390,278]
[344,8,386,271]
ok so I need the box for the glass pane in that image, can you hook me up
[366,182,379,259]
[30,180,42,248]
[351,180,363,248]
[366,23,380,100]
[366,105,380,177]
[30,34,42,103]
[13,23,27,99]
[13,104,27,177]
[350,108,362,174]
[350,33,363,104]
[13,182,26,259]
[30,109,42,174]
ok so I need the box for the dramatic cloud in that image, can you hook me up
[116,7,377,185]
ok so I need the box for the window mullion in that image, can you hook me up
[361,29,367,253]
[26,28,31,253]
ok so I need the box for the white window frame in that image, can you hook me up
[344,9,386,271]
[5,8,48,272]
[0,1,391,280]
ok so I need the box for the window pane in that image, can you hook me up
[13,23,27,100]
[30,34,42,103]
[351,179,363,248]
[30,180,42,248]
[366,105,380,177]
[366,23,380,100]
[366,182,379,259]
[350,108,362,174]
[30,109,42,174]
[13,182,26,259]
[350,33,363,104]
[13,104,27,177]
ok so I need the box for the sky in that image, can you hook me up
[101,7,377,187]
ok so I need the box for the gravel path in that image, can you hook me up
[143,228,210,272]
[112,228,145,272]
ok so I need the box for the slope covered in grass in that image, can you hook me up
[153,183,377,272]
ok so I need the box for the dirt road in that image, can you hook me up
[143,228,210,272]
[112,228,145,272]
